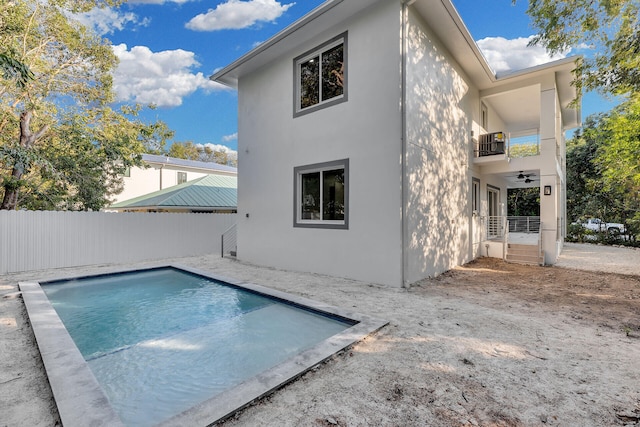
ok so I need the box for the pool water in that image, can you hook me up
[42,268,353,426]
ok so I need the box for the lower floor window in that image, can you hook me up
[294,159,349,229]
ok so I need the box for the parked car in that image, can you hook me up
[578,218,626,234]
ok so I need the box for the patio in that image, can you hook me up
[2,247,640,426]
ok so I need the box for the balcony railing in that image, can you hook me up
[475,130,540,159]
[487,216,506,239]
[477,132,505,157]
[507,216,540,233]
[487,216,540,239]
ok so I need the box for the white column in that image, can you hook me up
[539,87,560,264]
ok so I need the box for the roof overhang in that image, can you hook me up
[211,0,581,129]
[411,0,581,130]
[212,0,360,88]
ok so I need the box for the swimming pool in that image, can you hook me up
[21,265,387,426]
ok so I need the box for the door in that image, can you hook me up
[487,185,500,238]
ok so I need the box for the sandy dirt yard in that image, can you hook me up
[1,243,640,426]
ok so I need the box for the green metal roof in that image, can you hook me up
[110,174,237,210]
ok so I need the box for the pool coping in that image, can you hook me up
[20,264,388,427]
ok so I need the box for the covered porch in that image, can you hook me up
[470,59,578,265]
[484,216,544,265]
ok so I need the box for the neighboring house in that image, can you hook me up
[111,154,237,205]
[211,0,581,287]
[109,174,237,213]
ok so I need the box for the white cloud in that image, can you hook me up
[477,36,570,74]
[201,143,237,153]
[186,0,295,31]
[73,8,149,35]
[222,133,238,142]
[112,44,228,108]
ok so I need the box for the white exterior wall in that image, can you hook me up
[403,9,475,283]
[113,165,212,204]
[237,1,404,286]
[539,83,562,264]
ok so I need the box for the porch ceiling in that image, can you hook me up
[496,169,541,189]
[484,85,541,133]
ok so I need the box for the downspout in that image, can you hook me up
[401,0,415,288]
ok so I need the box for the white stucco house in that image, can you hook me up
[212,0,581,287]
[110,154,237,206]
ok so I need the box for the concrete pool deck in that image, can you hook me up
[19,264,387,427]
[3,245,640,426]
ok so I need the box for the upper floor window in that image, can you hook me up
[177,171,187,184]
[294,32,347,117]
[481,102,488,130]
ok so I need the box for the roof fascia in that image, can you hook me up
[142,155,237,174]
[211,0,345,88]
[494,56,579,82]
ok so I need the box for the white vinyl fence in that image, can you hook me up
[0,210,237,274]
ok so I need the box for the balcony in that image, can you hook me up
[477,132,505,157]
[474,129,540,164]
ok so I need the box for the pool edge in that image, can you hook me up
[22,264,388,427]
[161,264,389,426]
[19,281,125,427]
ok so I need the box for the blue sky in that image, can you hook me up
[76,0,616,156]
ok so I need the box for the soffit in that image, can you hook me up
[491,58,581,130]
[483,85,541,133]
[412,1,580,130]
[410,0,496,90]
[212,0,376,87]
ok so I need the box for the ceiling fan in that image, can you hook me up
[512,171,537,181]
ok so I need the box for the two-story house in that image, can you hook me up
[212,0,581,287]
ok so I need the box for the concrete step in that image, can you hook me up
[508,243,538,251]
[506,244,543,265]
[506,253,543,265]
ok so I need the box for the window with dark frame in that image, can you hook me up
[294,33,347,116]
[294,159,349,229]
[481,103,488,130]
[472,178,480,213]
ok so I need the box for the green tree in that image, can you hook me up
[0,0,167,210]
[508,188,540,217]
[595,95,640,237]
[0,53,33,88]
[509,143,539,158]
[521,0,640,96]
[566,115,606,221]
[14,107,173,210]
[566,101,640,241]
[168,142,238,167]
[168,141,200,161]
